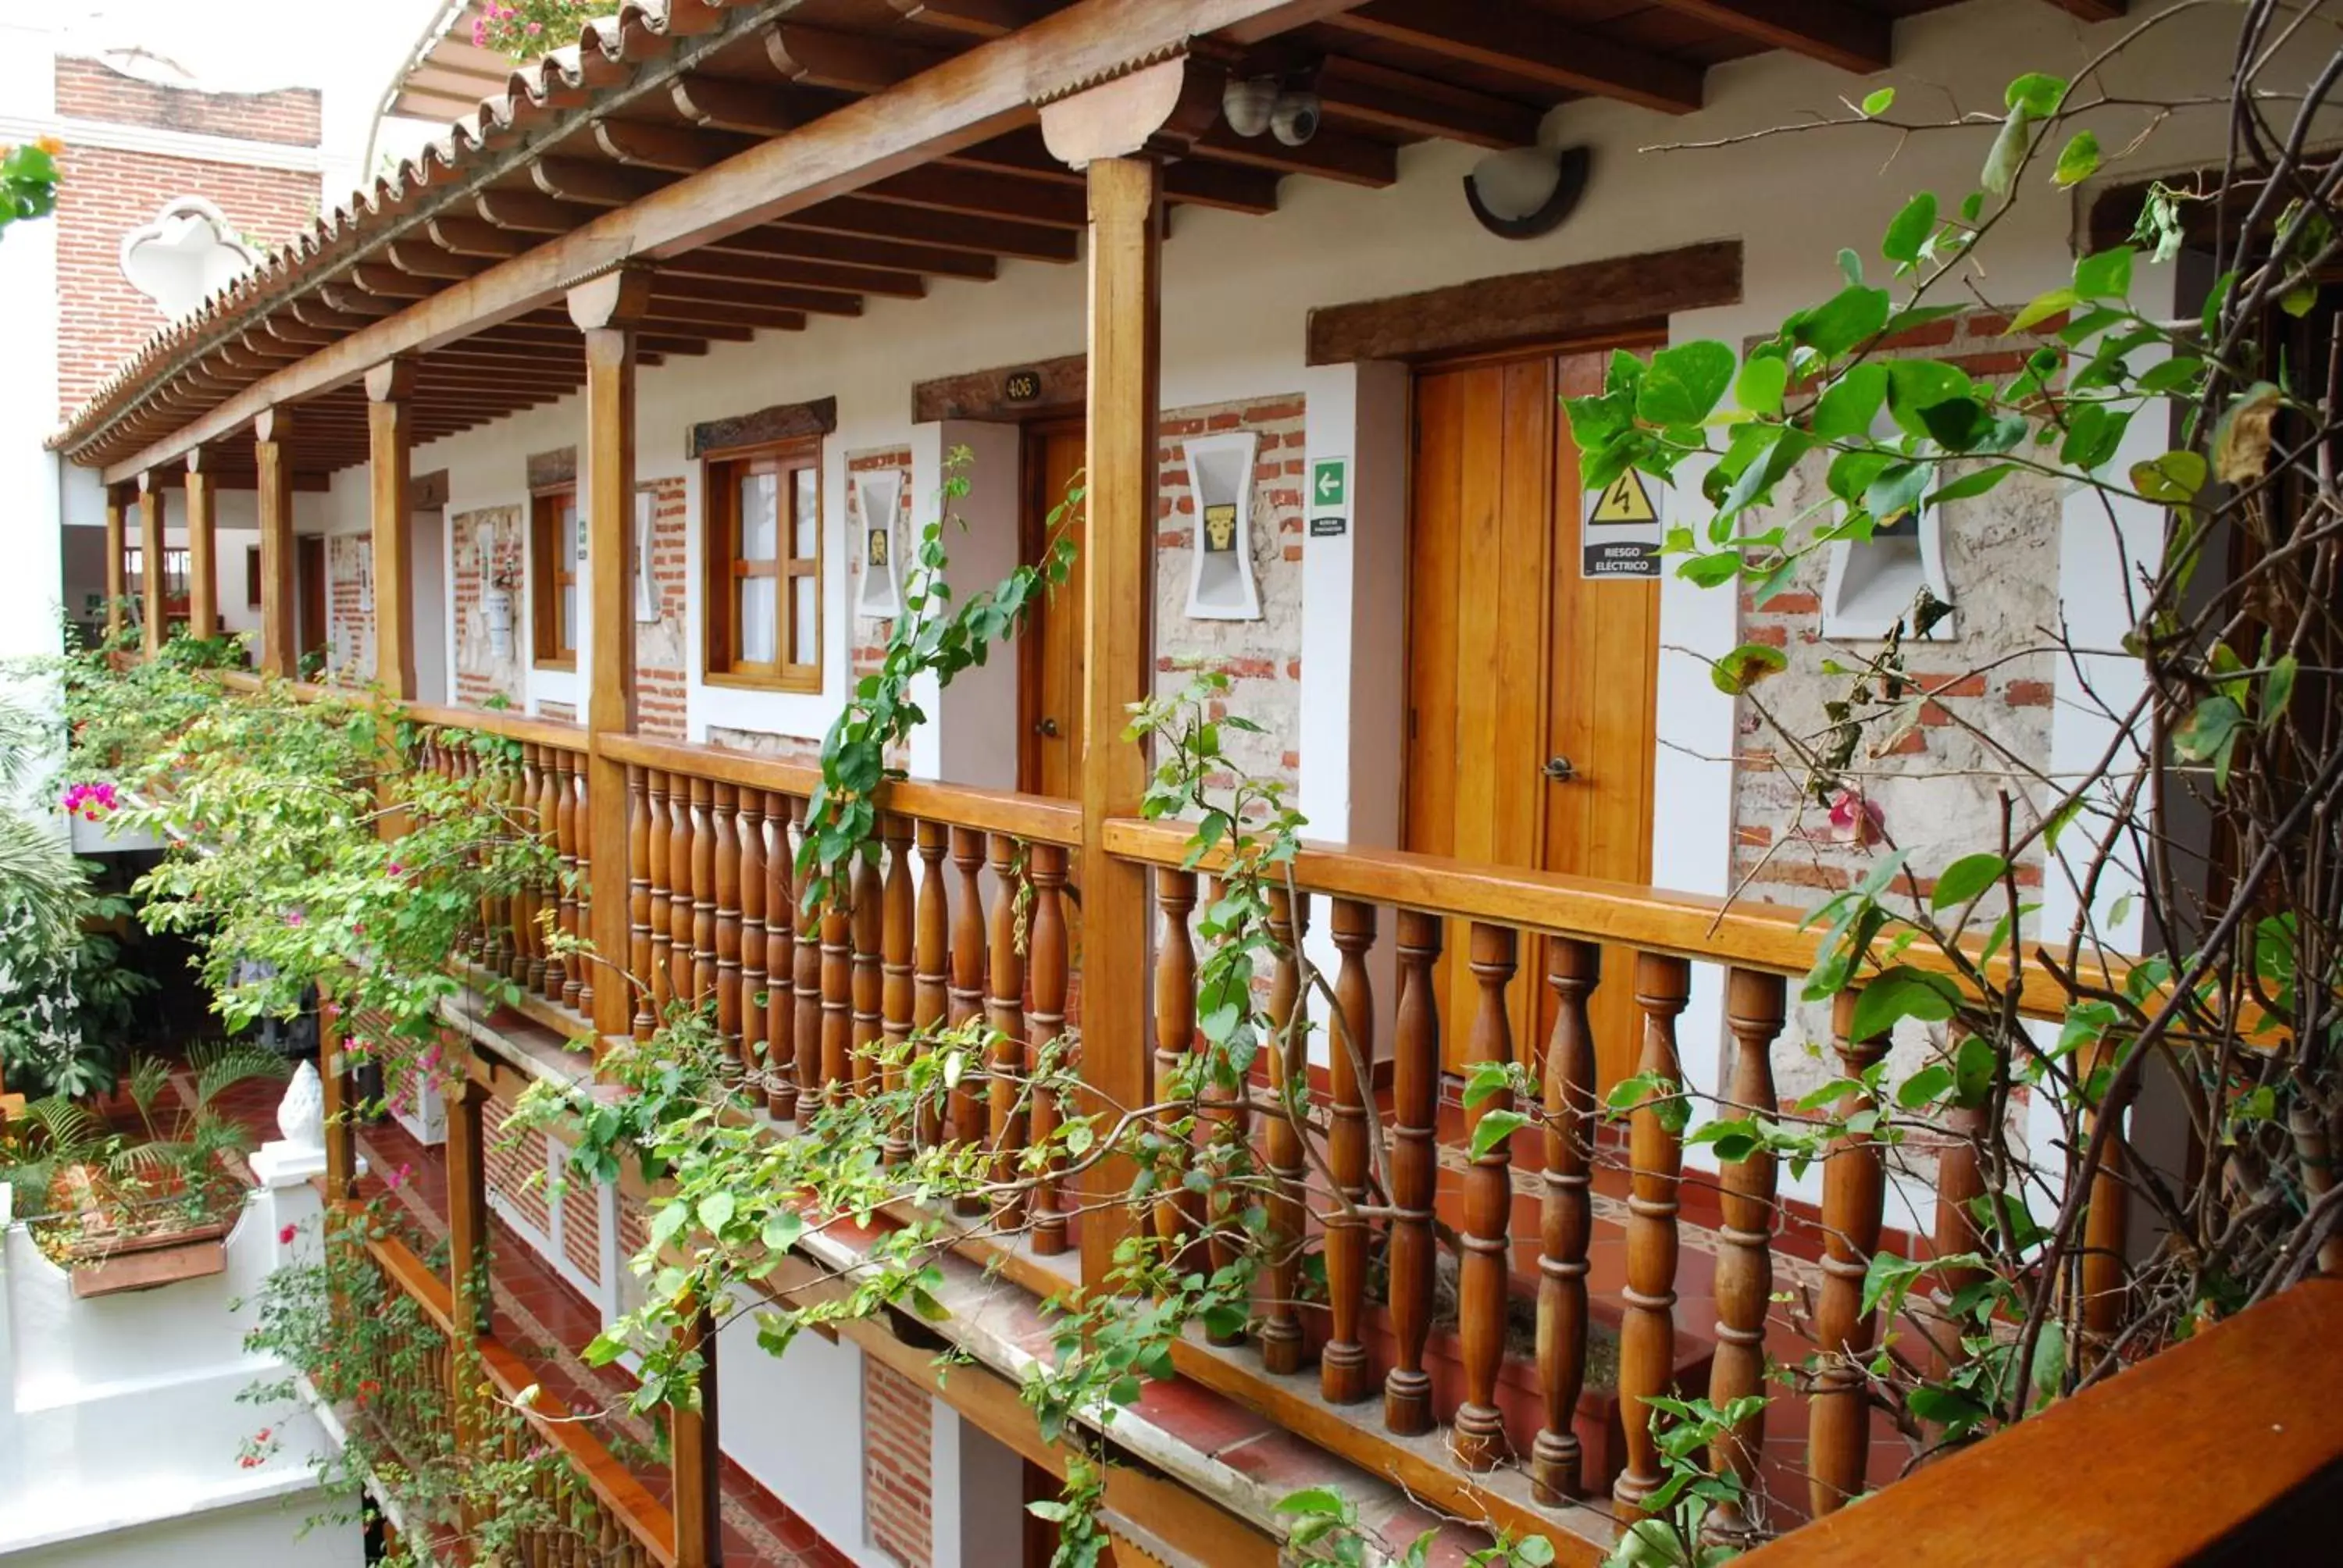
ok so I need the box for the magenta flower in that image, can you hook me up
[386,1162,412,1191]
[1828,789,1885,846]
[386,861,405,877]
[284,910,305,927]
[277,1224,297,1245]
[60,782,119,821]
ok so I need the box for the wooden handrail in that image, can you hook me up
[361,1225,678,1566]
[405,700,589,752]
[1738,1278,2343,1566]
[601,732,1085,846]
[1103,816,2129,1024]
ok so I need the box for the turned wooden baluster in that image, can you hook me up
[537,745,564,1002]
[1532,937,1599,1499]
[849,846,885,1101]
[1455,922,1519,1470]
[1706,968,1785,1541]
[486,747,515,978]
[1257,886,1308,1375]
[517,744,546,993]
[818,864,852,1110]
[1198,873,1250,1332]
[739,792,767,1073]
[1615,952,1691,1515]
[666,775,696,1006]
[947,826,988,1213]
[1150,868,1200,1261]
[765,792,797,1121]
[1323,899,1378,1406]
[792,800,822,1120]
[713,782,743,1062]
[1810,988,1888,1518]
[880,816,915,1160]
[1924,1086,1989,1420]
[1028,844,1070,1255]
[556,751,583,1011]
[690,776,717,1005]
[1385,909,1442,1434]
[644,771,672,1032]
[912,821,950,1149]
[986,833,1029,1229]
[574,763,594,1021]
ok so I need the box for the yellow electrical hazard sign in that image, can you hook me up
[1588,469,1658,526]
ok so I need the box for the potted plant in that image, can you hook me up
[2,1046,289,1296]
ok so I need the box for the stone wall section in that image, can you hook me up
[1731,310,2063,1096]
[1154,395,1307,793]
[635,477,691,739]
[452,504,524,707]
[325,533,373,682]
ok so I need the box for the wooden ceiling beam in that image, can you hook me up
[594,119,748,173]
[651,273,854,319]
[781,197,1076,262]
[662,245,926,298]
[861,166,1089,227]
[761,26,948,94]
[1312,57,1545,150]
[474,188,599,235]
[531,157,667,207]
[427,215,530,258]
[1192,121,1395,186]
[884,0,1065,35]
[1645,0,1891,76]
[708,224,995,282]
[1327,0,1704,116]
[385,240,485,280]
[349,264,437,300]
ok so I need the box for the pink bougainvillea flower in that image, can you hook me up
[284,910,305,927]
[386,861,405,877]
[386,1162,412,1191]
[277,1224,298,1245]
[1827,789,1885,846]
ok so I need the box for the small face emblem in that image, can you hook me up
[867,526,890,568]
[1203,502,1239,554]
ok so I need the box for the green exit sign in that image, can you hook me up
[1312,458,1348,509]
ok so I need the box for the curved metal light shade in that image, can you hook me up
[1463,145,1592,241]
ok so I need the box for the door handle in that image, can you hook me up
[1542,755,1578,783]
[1035,717,1062,739]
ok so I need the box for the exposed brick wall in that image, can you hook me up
[326,533,375,682]
[485,1091,551,1237]
[56,56,321,145]
[636,477,691,739]
[616,1194,651,1316]
[1154,394,1308,793]
[707,725,824,764]
[539,700,578,722]
[1730,310,2061,1096]
[863,1360,933,1568]
[452,505,526,707]
[560,1165,601,1282]
[52,141,319,416]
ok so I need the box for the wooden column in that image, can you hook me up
[103,486,128,644]
[670,1304,723,1568]
[1040,52,1218,1295]
[317,1000,358,1206]
[573,269,651,1045]
[184,446,218,640]
[136,472,166,659]
[366,360,417,697]
[255,408,297,676]
[445,1071,492,1333]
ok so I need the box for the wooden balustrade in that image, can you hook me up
[359,1225,674,1566]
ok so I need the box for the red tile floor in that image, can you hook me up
[199,1071,849,1567]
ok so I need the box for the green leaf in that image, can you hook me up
[1793,285,1892,358]
[2072,246,2134,301]
[1638,340,1738,427]
[1849,965,1963,1040]
[1471,1108,1528,1160]
[2129,449,2208,504]
[1712,642,1790,696]
[1735,354,1789,415]
[2052,129,2102,187]
[1982,109,2036,197]
[1882,191,1938,265]
[2009,286,2079,335]
[1812,362,1888,440]
[1885,359,1974,438]
[2262,654,2298,726]
[1897,1063,1955,1110]
[761,1210,804,1253]
[1860,87,1896,116]
[1928,463,2019,505]
[1276,1488,1350,1519]
[2005,73,2068,116]
[697,1190,736,1235]
[1931,852,2008,910]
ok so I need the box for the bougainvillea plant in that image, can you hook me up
[471,1,597,59]
[0,139,60,239]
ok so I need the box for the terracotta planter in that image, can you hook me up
[1300,1293,1717,1497]
[68,1220,232,1299]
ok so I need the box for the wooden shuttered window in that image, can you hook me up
[704,437,822,691]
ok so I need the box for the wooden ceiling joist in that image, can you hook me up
[763,26,946,94]
[1311,57,1545,150]
[780,198,1077,262]
[1191,121,1395,187]
[1327,0,1706,116]
[664,245,927,299]
[670,73,800,137]
[1646,0,1892,76]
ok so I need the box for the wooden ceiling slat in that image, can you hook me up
[1328,0,1706,116]
[860,165,1089,228]
[532,157,666,207]
[884,0,1065,36]
[762,26,948,94]
[653,271,861,317]
[594,119,745,173]
[1192,121,1396,187]
[1314,57,1546,149]
[670,73,799,136]
[663,245,925,298]
[711,223,997,282]
[781,197,1076,262]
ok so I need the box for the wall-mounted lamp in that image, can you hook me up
[1464,144,1591,241]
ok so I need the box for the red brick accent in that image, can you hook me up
[539,700,578,723]
[2005,679,2056,707]
[55,57,321,146]
[863,1360,933,1568]
[52,140,320,417]
[634,477,691,739]
[485,1092,551,1237]
[1738,857,1852,891]
[560,1167,600,1281]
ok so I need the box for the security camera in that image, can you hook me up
[1270,85,1320,147]
[1223,76,1277,139]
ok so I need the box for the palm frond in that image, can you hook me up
[17,1095,102,1158]
[0,812,86,948]
[187,1040,291,1110]
[127,1055,173,1127]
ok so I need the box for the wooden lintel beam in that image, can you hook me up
[91,0,1361,483]
[1328,0,1704,116]
[884,0,1060,35]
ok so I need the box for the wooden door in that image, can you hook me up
[296,535,327,671]
[1020,421,1088,799]
[1405,349,1660,1091]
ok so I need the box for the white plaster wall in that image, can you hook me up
[713,1283,890,1568]
[0,14,65,707]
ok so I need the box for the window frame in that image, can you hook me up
[530,482,580,669]
[702,436,823,693]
